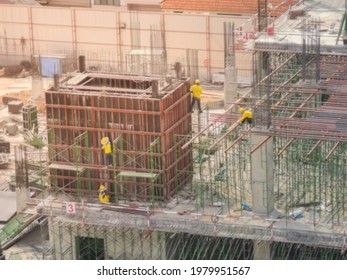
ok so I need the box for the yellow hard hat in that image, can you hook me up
[239,108,245,113]
[101,137,109,145]
[99,185,106,191]
[195,79,200,84]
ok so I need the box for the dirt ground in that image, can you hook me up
[0,90,45,113]
[0,76,49,260]
[0,77,43,192]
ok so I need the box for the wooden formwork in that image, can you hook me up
[45,73,193,202]
[22,104,38,133]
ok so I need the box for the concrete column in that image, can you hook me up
[78,55,86,72]
[152,80,159,98]
[15,145,30,212]
[253,240,271,260]
[224,64,238,109]
[53,74,60,91]
[31,74,44,101]
[250,132,274,217]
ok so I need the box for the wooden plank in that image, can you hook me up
[49,163,85,172]
[117,171,158,179]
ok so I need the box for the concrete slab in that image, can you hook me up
[0,191,17,223]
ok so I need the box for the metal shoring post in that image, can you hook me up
[312,151,318,226]
[330,152,337,225]
[238,137,244,214]
[342,157,346,220]
[37,143,45,194]
[322,143,328,221]
[211,215,219,239]
[82,200,85,225]
[284,140,290,219]
[316,141,325,225]
[144,207,151,239]
[83,132,92,200]
[48,129,58,190]
[334,154,340,224]
[149,139,158,206]
[232,134,239,210]
[103,227,109,260]
[120,135,125,201]
[317,143,324,223]
[225,141,231,213]
[174,135,179,204]
[290,142,295,215]
[156,138,161,203]
[208,137,213,207]
[73,132,85,200]
[112,135,121,204]
[335,151,342,224]
[197,138,205,211]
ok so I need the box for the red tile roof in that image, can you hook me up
[161,0,300,16]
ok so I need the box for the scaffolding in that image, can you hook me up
[36,51,347,257]
[35,199,347,260]
[8,2,347,261]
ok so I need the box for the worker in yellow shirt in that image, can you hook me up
[238,108,253,125]
[98,185,110,203]
[101,137,112,166]
[190,79,203,113]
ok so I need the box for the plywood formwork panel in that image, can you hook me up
[45,73,193,201]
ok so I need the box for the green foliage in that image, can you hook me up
[24,130,45,149]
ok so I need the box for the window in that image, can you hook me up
[94,0,120,6]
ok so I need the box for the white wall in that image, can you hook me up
[0,4,254,83]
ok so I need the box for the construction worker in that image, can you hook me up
[238,108,253,125]
[98,185,110,203]
[101,137,112,166]
[190,79,203,113]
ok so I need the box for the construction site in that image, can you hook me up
[1,0,347,260]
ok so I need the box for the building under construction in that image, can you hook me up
[2,0,347,260]
[45,71,192,202]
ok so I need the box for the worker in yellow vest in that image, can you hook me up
[238,108,253,125]
[98,185,110,203]
[101,137,112,166]
[190,79,203,113]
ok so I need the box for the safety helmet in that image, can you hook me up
[195,79,200,84]
[99,185,106,191]
[239,108,245,113]
[101,137,109,145]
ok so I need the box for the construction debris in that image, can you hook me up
[8,100,23,114]
[4,123,18,136]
